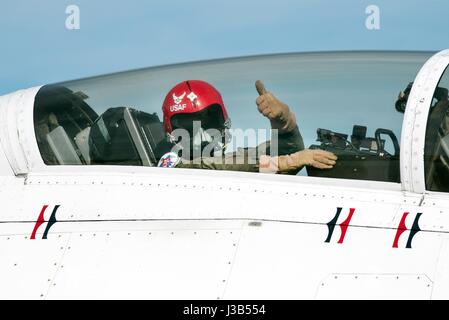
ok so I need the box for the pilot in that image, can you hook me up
[157,80,337,174]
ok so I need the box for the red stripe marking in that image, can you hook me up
[338,208,356,244]
[393,212,409,248]
[30,205,48,240]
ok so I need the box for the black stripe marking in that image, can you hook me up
[406,212,422,249]
[325,207,342,243]
[42,205,60,239]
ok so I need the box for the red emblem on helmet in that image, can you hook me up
[162,80,229,133]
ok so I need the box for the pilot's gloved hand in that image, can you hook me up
[289,149,338,169]
[255,82,297,134]
[259,149,337,173]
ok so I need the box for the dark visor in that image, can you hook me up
[170,104,225,133]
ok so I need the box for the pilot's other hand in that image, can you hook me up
[290,149,338,170]
[259,149,337,174]
[255,81,297,133]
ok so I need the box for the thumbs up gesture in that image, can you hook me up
[255,80,297,134]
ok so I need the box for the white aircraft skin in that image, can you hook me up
[0,49,449,300]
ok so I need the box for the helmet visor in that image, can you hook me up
[170,104,225,134]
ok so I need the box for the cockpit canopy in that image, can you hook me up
[32,51,435,184]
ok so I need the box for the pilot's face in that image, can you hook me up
[170,105,228,159]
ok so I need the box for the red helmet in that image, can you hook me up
[162,80,230,134]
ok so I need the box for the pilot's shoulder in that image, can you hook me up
[157,152,181,168]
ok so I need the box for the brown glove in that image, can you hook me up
[255,80,297,134]
[259,149,337,173]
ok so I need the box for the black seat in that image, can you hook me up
[89,107,170,166]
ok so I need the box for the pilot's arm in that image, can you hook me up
[255,81,338,174]
[171,148,336,173]
[255,82,304,156]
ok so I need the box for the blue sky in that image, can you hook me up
[1,0,448,95]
